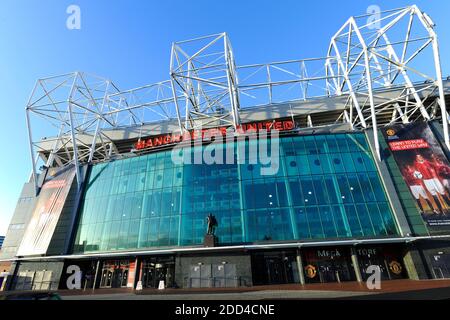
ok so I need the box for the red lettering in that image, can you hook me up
[274,121,283,130]
[163,135,171,144]
[220,127,228,136]
[133,119,296,151]
[283,120,294,130]
[246,123,257,132]
[201,129,208,139]
[135,140,145,150]
[172,134,182,143]
[154,136,163,146]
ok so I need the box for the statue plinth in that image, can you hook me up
[204,234,218,247]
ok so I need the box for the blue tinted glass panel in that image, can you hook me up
[73,133,397,253]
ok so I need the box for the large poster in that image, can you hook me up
[17,167,76,256]
[383,122,450,227]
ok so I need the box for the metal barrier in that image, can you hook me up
[185,276,242,288]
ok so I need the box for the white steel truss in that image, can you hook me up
[26,5,449,192]
[107,80,182,127]
[326,5,449,159]
[170,33,241,131]
[26,72,120,191]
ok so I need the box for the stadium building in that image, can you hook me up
[1,6,450,291]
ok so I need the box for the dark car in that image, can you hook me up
[0,291,62,300]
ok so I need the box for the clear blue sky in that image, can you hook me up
[1,0,450,235]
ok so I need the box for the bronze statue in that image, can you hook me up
[206,213,218,235]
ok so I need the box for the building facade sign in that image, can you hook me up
[134,119,296,151]
[383,123,450,227]
[16,167,76,256]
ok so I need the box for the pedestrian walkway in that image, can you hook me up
[58,279,450,298]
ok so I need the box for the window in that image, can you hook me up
[73,133,397,253]
[9,223,25,230]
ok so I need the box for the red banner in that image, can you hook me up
[17,167,76,256]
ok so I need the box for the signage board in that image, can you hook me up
[17,167,76,256]
[382,123,450,227]
[134,119,296,151]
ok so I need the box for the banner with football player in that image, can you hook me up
[383,122,450,227]
[17,166,76,256]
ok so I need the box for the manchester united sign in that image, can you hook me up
[134,119,296,151]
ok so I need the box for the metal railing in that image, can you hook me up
[184,276,245,288]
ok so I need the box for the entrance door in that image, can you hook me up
[142,257,175,288]
[187,265,211,288]
[266,257,285,284]
[112,268,129,288]
[143,262,157,288]
[251,252,297,285]
[199,264,212,288]
[212,263,237,287]
[189,265,201,288]
[431,254,450,279]
[100,260,130,288]
[112,269,122,288]
[100,268,113,288]
[121,268,129,287]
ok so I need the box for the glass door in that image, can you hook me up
[142,257,175,288]
[266,257,284,284]
[143,262,157,288]
[100,260,130,288]
[155,264,169,287]
[100,268,113,288]
[120,268,129,287]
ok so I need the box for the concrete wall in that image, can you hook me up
[0,182,37,260]
[174,253,252,288]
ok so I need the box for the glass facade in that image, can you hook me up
[73,132,398,253]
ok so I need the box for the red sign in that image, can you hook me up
[127,261,136,288]
[389,139,430,151]
[134,120,295,151]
